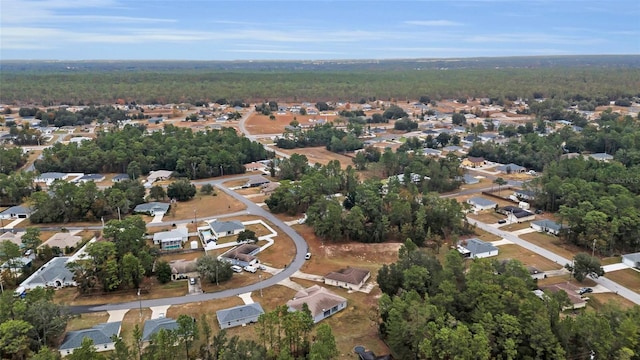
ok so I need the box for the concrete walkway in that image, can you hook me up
[491,239,513,246]
[277,278,305,292]
[150,212,165,224]
[238,292,254,304]
[1,218,26,230]
[513,228,536,236]
[603,263,630,272]
[291,270,324,282]
[150,305,171,319]
[107,309,128,323]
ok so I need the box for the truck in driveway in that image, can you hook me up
[243,265,257,273]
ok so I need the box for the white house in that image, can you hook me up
[146,170,173,184]
[153,228,189,250]
[59,322,121,356]
[467,197,497,212]
[531,219,566,236]
[287,285,347,324]
[20,256,76,290]
[324,267,370,291]
[457,238,499,259]
[36,172,70,186]
[622,253,640,269]
[208,219,245,239]
[133,202,170,216]
[74,174,106,183]
[0,205,32,219]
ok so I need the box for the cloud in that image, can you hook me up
[404,20,462,27]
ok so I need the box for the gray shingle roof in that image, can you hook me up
[497,163,526,172]
[142,318,179,341]
[38,172,67,180]
[78,174,105,181]
[0,205,32,216]
[532,220,564,232]
[20,256,74,289]
[210,220,244,234]
[133,202,170,214]
[462,238,498,256]
[59,322,121,350]
[112,174,130,181]
[468,197,496,207]
[216,303,264,324]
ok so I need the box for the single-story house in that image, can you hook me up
[461,157,486,168]
[540,283,587,310]
[68,136,92,145]
[74,174,105,183]
[216,303,265,329]
[20,256,76,290]
[506,209,536,223]
[0,205,32,219]
[41,232,82,251]
[496,163,526,174]
[133,202,170,216]
[422,148,442,157]
[460,174,479,185]
[208,219,245,238]
[153,228,189,250]
[261,182,281,194]
[169,259,197,280]
[59,322,121,356]
[146,170,173,184]
[142,317,179,343]
[0,231,24,247]
[514,189,536,200]
[243,175,270,188]
[111,174,130,182]
[148,117,164,124]
[1,257,32,275]
[467,197,497,212]
[588,153,614,162]
[531,220,566,236]
[219,243,260,267]
[622,252,640,269]
[457,238,499,259]
[324,267,371,291]
[287,285,347,324]
[35,172,69,186]
[244,162,265,171]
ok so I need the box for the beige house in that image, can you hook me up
[287,285,347,323]
[41,233,82,252]
[324,267,370,291]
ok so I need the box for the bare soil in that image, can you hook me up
[277,147,355,169]
[496,244,563,271]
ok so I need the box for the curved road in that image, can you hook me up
[79,178,308,312]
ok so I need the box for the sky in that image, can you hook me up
[1,0,639,60]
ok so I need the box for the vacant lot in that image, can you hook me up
[605,269,640,293]
[587,293,637,310]
[159,190,246,222]
[468,212,504,223]
[500,222,532,232]
[473,228,502,242]
[244,112,338,135]
[277,147,355,169]
[520,232,582,260]
[496,244,563,271]
[65,311,109,332]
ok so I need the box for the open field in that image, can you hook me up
[119,308,153,349]
[604,269,640,293]
[499,222,532,232]
[520,232,583,261]
[586,293,638,311]
[495,244,563,271]
[468,212,504,223]
[244,112,338,135]
[277,146,355,169]
[472,228,502,242]
[537,274,597,288]
[159,190,246,221]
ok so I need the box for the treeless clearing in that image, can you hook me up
[520,232,582,260]
[162,191,246,221]
[604,269,640,293]
[157,251,204,263]
[119,308,152,348]
[277,147,355,169]
[601,256,622,265]
[473,228,502,242]
[500,222,532,232]
[166,295,244,324]
[468,212,504,223]
[244,112,339,135]
[496,244,563,271]
[223,179,248,188]
[235,187,261,196]
[65,312,109,332]
[587,293,637,310]
[292,224,401,278]
[537,274,597,287]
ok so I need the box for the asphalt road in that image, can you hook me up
[468,217,640,305]
[76,179,309,313]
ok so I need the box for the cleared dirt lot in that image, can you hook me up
[277,146,355,169]
[604,269,640,293]
[496,244,563,271]
[244,112,338,135]
[520,232,583,261]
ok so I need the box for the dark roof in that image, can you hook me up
[0,205,32,216]
[245,175,270,186]
[112,173,130,181]
[460,238,498,255]
[324,267,370,285]
[142,317,178,341]
[59,322,121,350]
[468,197,496,207]
[216,303,264,324]
[467,156,485,163]
[532,219,564,232]
[77,174,105,181]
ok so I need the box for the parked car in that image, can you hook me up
[579,287,593,295]
[498,219,507,224]
[305,252,312,260]
[189,277,196,285]
[244,265,257,273]
[231,265,243,273]
[258,264,267,270]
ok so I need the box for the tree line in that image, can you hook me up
[0,147,27,175]
[35,124,273,178]
[275,122,363,153]
[19,105,129,127]
[376,240,640,359]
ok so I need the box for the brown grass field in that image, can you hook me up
[244,112,339,135]
[473,228,502,242]
[604,269,640,293]
[65,312,109,332]
[586,293,638,311]
[277,146,355,169]
[499,222,532,232]
[468,211,504,223]
[495,244,563,271]
[520,232,583,261]
[158,190,247,222]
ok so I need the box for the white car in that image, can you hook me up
[231,265,243,273]
[243,265,257,273]
[305,252,311,260]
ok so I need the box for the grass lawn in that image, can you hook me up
[601,256,622,265]
[605,269,640,293]
[496,244,563,271]
[468,212,504,223]
[162,191,246,221]
[473,228,502,242]
[537,274,597,288]
[520,232,581,261]
[587,293,637,311]
[119,308,152,349]
[66,312,109,332]
[499,222,532,232]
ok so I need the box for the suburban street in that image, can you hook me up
[75,178,309,313]
[467,217,640,305]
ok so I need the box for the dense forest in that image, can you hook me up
[377,240,640,360]
[275,122,364,152]
[2,59,639,104]
[35,124,273,178]
[18,105,129,126]
[0,147,27,174]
